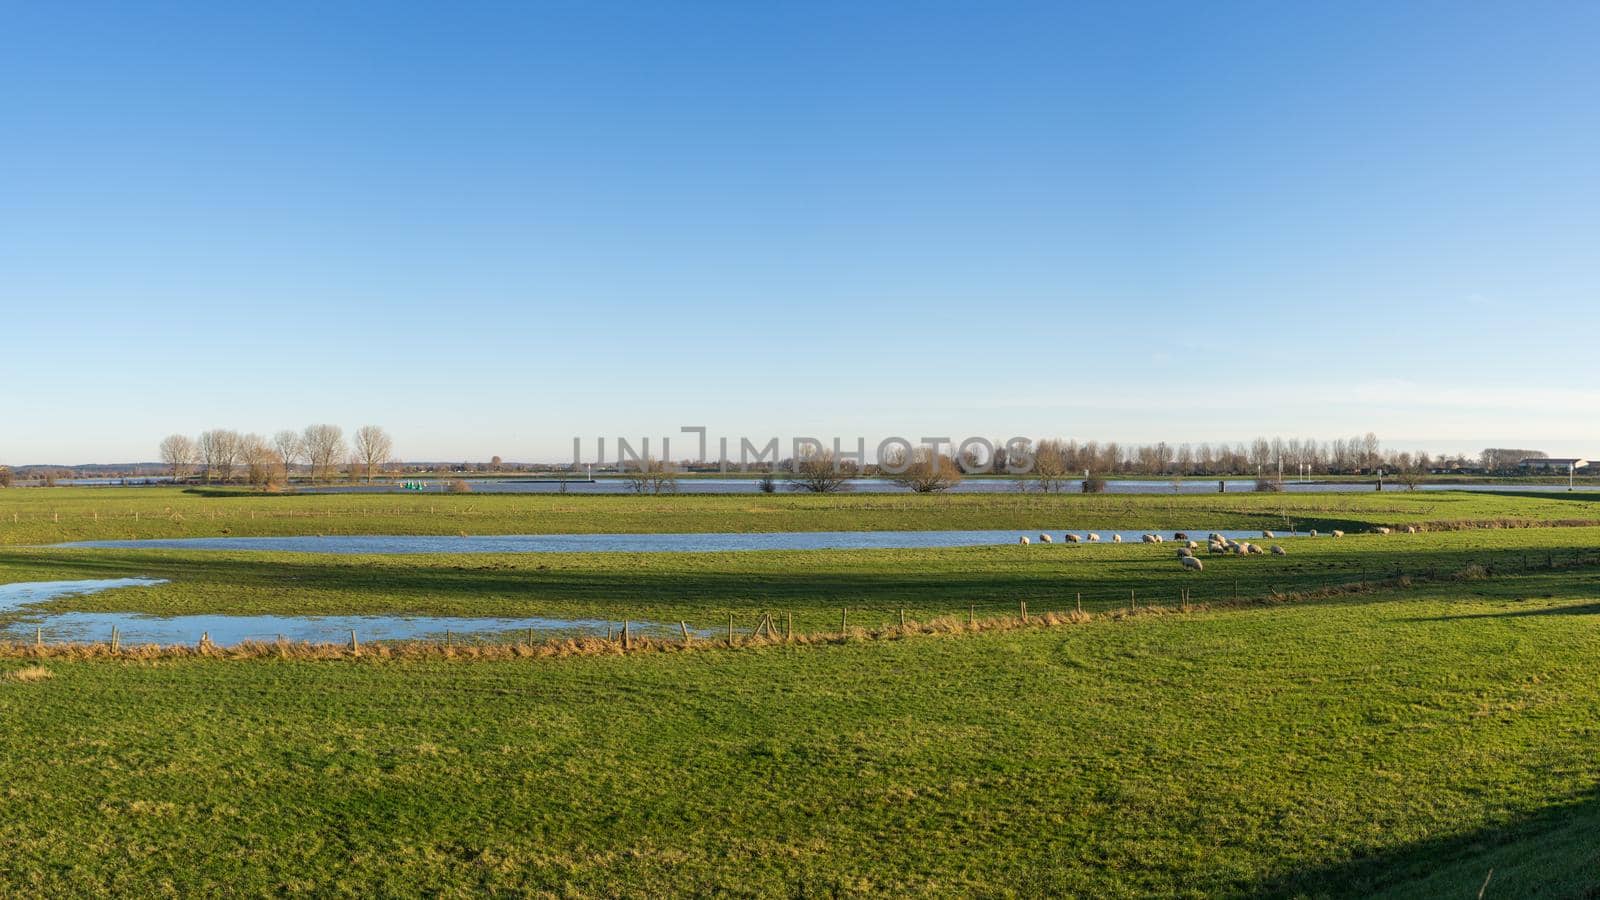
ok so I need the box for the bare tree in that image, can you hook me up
[240,433,275,489]
[159,434,197,480]
[353,425,394,483]
[1030,439,1073,493]
[302,424,346,483]
[0,467,12,488]
[1361,432,1382,472]
[885,447,963,493]
[787,449,852,493]
[272,430,304,483]
[622,456,678,495]
[198,429,242,483]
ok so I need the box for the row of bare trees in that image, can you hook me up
[983,434,1468,479]
[159,425,394,486]
[776,433,1487,494]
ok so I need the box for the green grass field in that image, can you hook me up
[4,580,1600,896]
[3,486,1600,895]
[6,486,1600,545]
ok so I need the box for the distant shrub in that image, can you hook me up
[1082,474,1108,493]
[757,474,777,494]
[1254,478,1283,493]
[446,479,472,494]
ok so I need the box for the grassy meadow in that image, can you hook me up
[4,580,1600,895]
[6,486,1600,545]
[2,485,1600,895]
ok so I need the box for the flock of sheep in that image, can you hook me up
[1017,525,1410,572]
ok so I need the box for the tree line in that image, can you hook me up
[763,433,1514,494]
[158,425,394,487]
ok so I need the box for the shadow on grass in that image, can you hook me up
[1252,786,1600,898]
[1404,600,1600,622]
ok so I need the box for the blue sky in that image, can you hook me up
[3,2,1597,464]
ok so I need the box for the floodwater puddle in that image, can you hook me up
[55,529,1310,554]
[0,578,169,612]
[0,578,694,646]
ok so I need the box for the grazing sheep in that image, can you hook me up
[1263,530,1275,539]
[1309,529,1319,538]
[1374,527,1392,535]
[1404,525,1417,534]
[1174,532,1189,540]
[1153,535,1165,544]
[1039,533,1054,543]
[1177,547,1194,558]
[1019,536,1031,545]
[1087,533,1101,542]
[1141,534,1156,543]
[1064,533,1081,543]
[1112,534,1122,543]
[1208,533,1224,543]
[1209,542,1227,554]
[1186,540,1199,550]
[1180,556,1204,572]
[1271,545,1287,556]
[1331,530,1345,538]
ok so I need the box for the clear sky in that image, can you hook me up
[4,1,1597,464]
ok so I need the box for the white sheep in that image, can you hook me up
[1404,525,1417,534]
[1087,533,1101,542]
[1141,534,1156,543]
[1111,534,1122,543]
[1309,529,1319,538]
[1180,556,1204,572]
[1271,545,1287,556]
[1374,527,1392,535]
[1186,540,1199,550]
[1019,536,1031,545]
[1177,547,1194,558]
[1331,530,1345,538]
[1039,533,1054,543]
[1263,530,1275,539]
[1064,533,1081,543]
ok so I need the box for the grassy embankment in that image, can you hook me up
[6,486,1600,544]
[4,487,1600,633]
[2,526,1600,634]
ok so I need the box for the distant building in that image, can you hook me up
[1520,458,1589,471]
